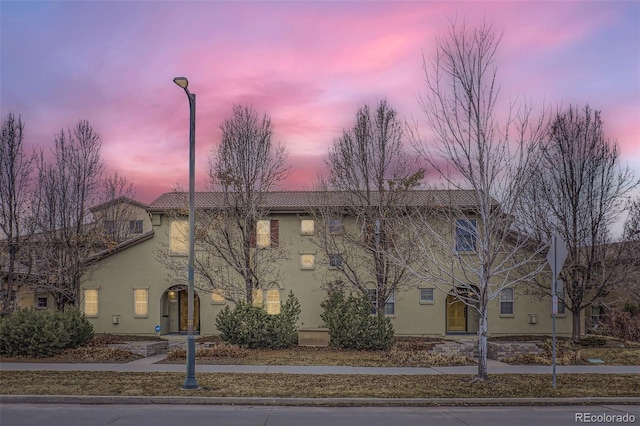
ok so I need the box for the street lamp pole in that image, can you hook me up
[173,76,198,390]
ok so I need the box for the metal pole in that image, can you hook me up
[552,234,557,389]
[183,88,198,390]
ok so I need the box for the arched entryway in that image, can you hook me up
[445,289,479,334]
[160,285,200,334]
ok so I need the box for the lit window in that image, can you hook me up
[84,289,98,317]
[329,254,343,269]
[211,289,225,303]
[420,288,434,303]
[301,254,315,269]
[301,219,314,235]
[253,289,263,307]
[170,221,188,254]
[256,220,271,248]
[455,219,477,252]
[500,288,514,315]
[129,220,143,234]
[329,218,344,234]
[134,289,148,317]
[266,289,280,315]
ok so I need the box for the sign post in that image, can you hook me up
[546,233,568,389]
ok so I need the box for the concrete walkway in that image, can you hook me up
[2,353,638,375]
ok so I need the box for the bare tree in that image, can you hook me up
[91,172,140,247]
[396,20,548,379]
[311,99,424,315]
[0,112,36,315]
[521,105,638,340]
[191,105,290,303]
[32,120,104,310]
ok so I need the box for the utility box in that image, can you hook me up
[112,315,120,325]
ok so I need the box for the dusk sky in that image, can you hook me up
[1,1,639,204]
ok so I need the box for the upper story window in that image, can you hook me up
[455,219,477,252]
[170,220,189,255]
[329,253,343,269]
[254,219,279,248]
[329,218,344,235]
[211,289,225,303]
[129,220,143,234]
[300,254,315,269]
[300,219,315,235]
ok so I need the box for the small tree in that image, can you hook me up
[397,19,548,380]
[0,112,36,315]
[520,105,638,340]
[32,120,104,310]
[312,99,424,316]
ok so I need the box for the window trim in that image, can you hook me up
[169,220,189,256]
[84,288,99,318]
[35,294,48,309]
[300,253,316,270]
[300,219,315,236]
[329,218,344,235]
[328,253,343,269]
[419,288,434,305]
[129,219,143,234]
[133,287,149,318]
[499,287,514,317]
[455,218,477,253]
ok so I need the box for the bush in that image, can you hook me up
[596,310,640,342]
[215,291,301,349]
[320,289,394,350]
[0,307,94,357]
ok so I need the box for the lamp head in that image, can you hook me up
[173,77,189,89]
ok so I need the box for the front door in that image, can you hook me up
[178,289,200,333]
[446,294,467,332]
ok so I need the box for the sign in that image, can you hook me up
[546,233,568,280]
[155,325,161,333]
[552,294,558,315]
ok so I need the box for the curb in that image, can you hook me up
[2,395,640,407]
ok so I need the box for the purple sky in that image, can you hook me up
[1,1,639,204]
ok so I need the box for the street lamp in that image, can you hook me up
[173,76,198,390]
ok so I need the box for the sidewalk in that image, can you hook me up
[2,354,639,407]
[2,353,639,375]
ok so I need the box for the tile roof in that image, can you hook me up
[147,190,483,212]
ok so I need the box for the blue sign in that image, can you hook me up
[155,325,161,333]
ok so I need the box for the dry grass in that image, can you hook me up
[0,371,638,398]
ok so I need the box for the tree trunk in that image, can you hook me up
[572,309,582,342]
[477,309,488,380]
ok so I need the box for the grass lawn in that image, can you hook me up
[1,371,638,399]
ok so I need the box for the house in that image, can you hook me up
[79,190,574,338]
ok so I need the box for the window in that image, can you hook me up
[301,219,314,235]
[366,289,395,315]
[84,289,98,317]
[266,289,281,315]
[252,289,280,315]
[591,306,601,326]
[211,289,225,303]
[300,254,315,269]
[36,296,48,309]
[420,288,434,303]
[129,220,143,234]
[170,220,188,254]
[329,254,343,269]
[556,289,566,315]
[329,218,344,235]
[255,219,279,248]
[134,288,148,317]
[500,288,514,315]
[455,219,477,252]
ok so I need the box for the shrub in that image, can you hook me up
[215,291,301,349]
[320,289,394,350]
[61,307,94,348]
[0,309,70,357]
[0,307,94,357]
[596,310,640,342]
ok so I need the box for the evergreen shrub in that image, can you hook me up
[215,291,301,349]
[320,289,394,350]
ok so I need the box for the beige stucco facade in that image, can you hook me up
[78,193,575,338]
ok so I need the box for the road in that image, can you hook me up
[1,404,638,426]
